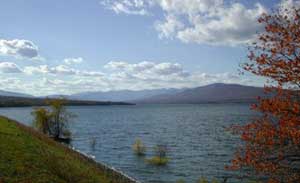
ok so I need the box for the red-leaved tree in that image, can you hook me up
[228,7,300,183]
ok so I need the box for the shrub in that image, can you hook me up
[48,99,74,140]
[32,98,75,142]
[32,108,52,135]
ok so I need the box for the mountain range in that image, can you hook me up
[135,83,265,104]
[0,83,266,104]
[0,90,34,98]
[69,88,184,102]
[63,83,265,104]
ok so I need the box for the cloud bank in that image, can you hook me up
[0,62,22,73]
[0,61,260,95]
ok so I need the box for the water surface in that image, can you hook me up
[0,104,255,183]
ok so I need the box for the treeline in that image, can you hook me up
[0,96,134,107]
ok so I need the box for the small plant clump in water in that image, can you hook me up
[132,138,146,156]
[175,179,185,183]
[90,137,97,150]
[147,144,169,166]
[197,177,219,183]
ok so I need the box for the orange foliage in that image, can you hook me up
[228,7,300,182]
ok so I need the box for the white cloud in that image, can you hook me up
[51,65,77,75]
[0,62,22,73]
[0,77,24,91]
[101,0,275,45]
[279,0,300,10]
[131,61,156,72]
[104,61,130,70]
[0,39,39,59]
[105,61,156,72]
[278,0,300,17]
[23,64,103,77]
[158,0,222,15]
[101,0,154,15]
[64,57,84,65]
[80,71,104,77]
[104,61,186,78]
[23,65,51,74]
[175,3,266,45]
[152,62,184,75]
[157,1,267,45]
[155,14,184,39]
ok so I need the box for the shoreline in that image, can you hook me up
[69,145,141,183]
[0,115,140,183]
[0,96,135,107]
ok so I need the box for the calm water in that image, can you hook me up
[0,104,255,183]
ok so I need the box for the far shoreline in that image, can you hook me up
[0,96,135,108]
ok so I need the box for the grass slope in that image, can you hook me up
[0,116,126,183]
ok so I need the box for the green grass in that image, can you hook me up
[0,116,126,183]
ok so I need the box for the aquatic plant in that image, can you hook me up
[175,179,185,183]
[147,144,169,166]
[90,137,97,150]
[132,138,146,156]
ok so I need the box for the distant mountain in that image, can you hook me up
[0,90,34,98]
[69,88,184,102]
[42,83,266,104]
[135,83,266,104]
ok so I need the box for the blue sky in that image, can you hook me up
[0,0,294,95]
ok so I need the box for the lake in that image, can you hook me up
[0,104,255,183]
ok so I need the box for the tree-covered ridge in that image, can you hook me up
[0,96,134,107]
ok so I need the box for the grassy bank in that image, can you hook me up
[0,116,134,183]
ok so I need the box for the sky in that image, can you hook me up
[0,0,298,96]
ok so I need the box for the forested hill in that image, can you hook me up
[0,96,134,107]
